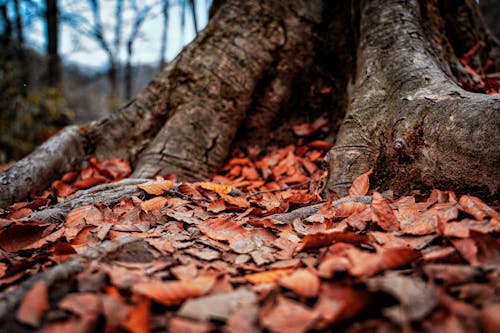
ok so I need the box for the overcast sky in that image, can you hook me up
[21,0,209,69]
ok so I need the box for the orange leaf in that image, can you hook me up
[73,176,105,190]
[197,182,233,195]
[458,195,500,221]
[121,297,150,333]
[140,196,167,211]
[52,180,76,197]
[65,205,102,241]
[94,158,131,180]
[131,274,217,306]
[245,268,295,284]
[197,217,250,243]
[279,269,320,298]
[16,281,49,327]
[137,180,174,195]
[371,192,399,231]
[349,169,372,196]
[220,194,250,208]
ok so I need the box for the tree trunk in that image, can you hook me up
[0,0,498,209]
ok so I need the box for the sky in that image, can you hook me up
[11,0,210,69]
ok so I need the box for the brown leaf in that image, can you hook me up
[245,268,295,284]
[93,158,131,180]
[481,302,500,333]
[366,272,438,324]
[197,217,250,243]
[177,288,257,321]
[131,274,217,306]
[349,169,372,196]
[16,281,49,327]
[458,195,500,220]
[65,205,102,241]
[121,297,150,333]
[197,182,233,195]
[296,231,371,252]
[314,283,374,328]
[207,198,227,213]
[260,296,318,333]
[137,180,174,195]
[73,176,106,190]
[168,317,214,333]
[52,180,76,197]
[0,221,50,252]
[140,196,167,211]
[371,192,399,231]
[279,269,320,298]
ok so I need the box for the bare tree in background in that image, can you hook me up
[158,0,169,70]
[125,0,153,99]
[87,0,121,110]
[13,0,28,96]
[45,0,60,88]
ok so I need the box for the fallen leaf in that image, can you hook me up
[260,296,318,333]
[371,192,399,231]
[349,169,372,196]
[16,280,49,327]
[245,268,295,284]
[459,195,499,220]
[121,297,150,333]
[140,196,167,211]
[137,180,174,195]
[131,274,217,306]
[279,268,320,298]
[178,288,257,321]
[367,271,438,324]
[197,182,233,195]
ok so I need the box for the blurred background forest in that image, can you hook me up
[0,0,209,163]
[0,0,498,164]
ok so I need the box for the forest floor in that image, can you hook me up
[0,118,499,333]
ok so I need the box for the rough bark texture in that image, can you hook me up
[132,0,320,180]
[326,0,499,199]
[0,0,499,209]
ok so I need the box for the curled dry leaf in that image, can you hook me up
[197,182,233,195]
[137,180,174,195]
[458,195,500,220]
[371,192,400,231]
[140,196,168,211]
[349,169,372,197]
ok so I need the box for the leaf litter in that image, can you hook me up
[0,122,499,332]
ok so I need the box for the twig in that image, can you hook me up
[246,181,310,200]
[269,195,372,224]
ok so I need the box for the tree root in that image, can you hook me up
[0,236,140,321]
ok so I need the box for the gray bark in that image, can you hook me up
[0,0,498,209]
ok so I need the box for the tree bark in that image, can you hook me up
[0,0,498,209]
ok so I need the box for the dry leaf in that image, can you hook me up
[349,169,372,196]
[137,180,174,195]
